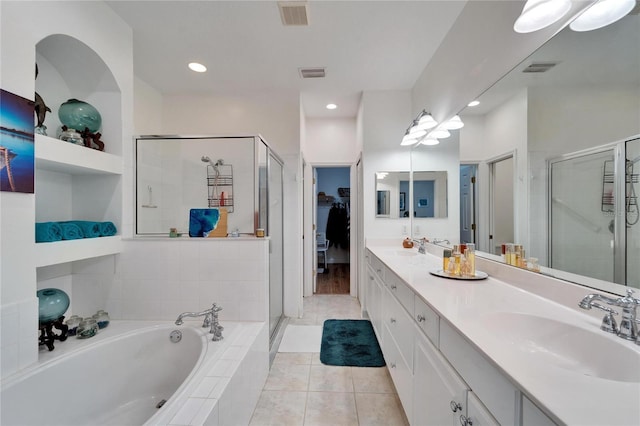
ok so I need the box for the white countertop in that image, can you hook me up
[367,243,640,426]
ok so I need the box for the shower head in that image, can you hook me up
[201,156,211,163]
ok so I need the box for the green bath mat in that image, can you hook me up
[320,319,385,367]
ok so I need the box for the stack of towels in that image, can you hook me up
[36,221,117,243]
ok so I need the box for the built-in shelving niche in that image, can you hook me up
[34,34,123,267]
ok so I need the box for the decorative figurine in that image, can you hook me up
[34,64,51,135]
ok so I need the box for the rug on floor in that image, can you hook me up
[278,325,323,352]
[320,319,385,367]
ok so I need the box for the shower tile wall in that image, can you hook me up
[67,239,269,322]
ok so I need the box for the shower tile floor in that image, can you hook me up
[249,295,409,426]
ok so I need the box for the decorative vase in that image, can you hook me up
[58,99,102,133]
[37,288,70,323]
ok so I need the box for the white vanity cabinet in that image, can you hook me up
[365,249,522,426]
[413,326,467,426]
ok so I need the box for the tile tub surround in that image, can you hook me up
[66,238,270,323]
[367,243,640,426]
[1,320,268,426]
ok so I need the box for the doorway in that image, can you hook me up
[489,155,514,255]
[460,164,477,244]
[314,166,350,294]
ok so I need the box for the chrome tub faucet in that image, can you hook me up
[175,303,224,341]
[579,289,640,343]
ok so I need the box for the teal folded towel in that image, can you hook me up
[60,223,83,240]
[99,221,117,237]
[35,222,63,243]
[66,221,101,238]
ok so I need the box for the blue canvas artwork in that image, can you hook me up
[189,208,221,237]
[1,89,35,193]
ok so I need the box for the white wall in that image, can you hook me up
[304,118,358,164]
[0,0,133,379]
[362,90,413,239]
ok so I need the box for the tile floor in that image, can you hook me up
[249,295,409,426]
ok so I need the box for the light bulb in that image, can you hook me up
[513,0,571,33]
[570,0,635,32]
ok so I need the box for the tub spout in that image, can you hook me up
[175,303,224,341]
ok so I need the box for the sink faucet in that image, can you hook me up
[413,238,427,254]
[175,303,224,341]
[431,238,450,245]
[579,289,640,343]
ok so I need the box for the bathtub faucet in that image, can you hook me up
[175,303,224,341]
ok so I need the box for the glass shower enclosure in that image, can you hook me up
[135,135,286,345]
[549,136,640,288]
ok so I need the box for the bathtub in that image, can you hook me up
[0,320,268,426]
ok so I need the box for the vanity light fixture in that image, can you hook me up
[569,0,635,32]
[467,100,480,107]
[441,115,465,130]
[326,103,337,110]
[376,172,388,179]
[414,111,438,131]
[428,128,451,139]
[400,110,463,146]
[188,62,207,73]
[421,138,440,146]
[513,0,571,33]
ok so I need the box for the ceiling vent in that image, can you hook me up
[299,67,326,79]
[278,1,309,26]
[522,62,559,73]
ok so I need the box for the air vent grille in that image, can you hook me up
[299,67,326,79]
[278,1,309,26]
[522,62,559,73]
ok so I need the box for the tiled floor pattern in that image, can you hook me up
[249,295,409,426]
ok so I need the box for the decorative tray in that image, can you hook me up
[429,269,488,280]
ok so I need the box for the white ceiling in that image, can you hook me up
[105,1,466,118]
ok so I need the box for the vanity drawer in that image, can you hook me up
[386,271,415,317]
[383,287,414,368]
[370,254,385,282]
[414,297,439,347]
[383,322,413,424]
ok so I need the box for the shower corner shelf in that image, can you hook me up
[207,164,234,212]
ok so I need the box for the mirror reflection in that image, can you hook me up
[375,171,448,218]
[459,14,640,290]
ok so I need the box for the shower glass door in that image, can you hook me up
[626,137,640,289]
[267,151,285,342]
[550,148,617,283]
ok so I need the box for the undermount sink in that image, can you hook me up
[479,312,640,383]
[396,250,417,257]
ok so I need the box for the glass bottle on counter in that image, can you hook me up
[452,245,462,276]
[465,243,476,277]
[442,249,452,272]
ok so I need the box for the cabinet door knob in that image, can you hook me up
[460,415,472,426]
[450,401,462,413]
[417,314,426,322]
[376,268,382,274]
[390,362,396,368]
[390,317,396,323]
[390,284,397,290]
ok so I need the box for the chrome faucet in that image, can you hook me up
[413,238,427,254]
[431,238,450,245]
[175,303,224,341]
[579,289,640,343]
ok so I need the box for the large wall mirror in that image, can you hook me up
[375,171,448,218]
[459,13,640,292]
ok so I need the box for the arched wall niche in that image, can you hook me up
[35,33,122,156]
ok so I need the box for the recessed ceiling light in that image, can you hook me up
[467,100,480,107]
[326,103,337,110]
[188,62,207,73]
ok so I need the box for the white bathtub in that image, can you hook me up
[0,320,268,426]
